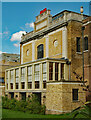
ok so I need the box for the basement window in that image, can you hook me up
[72,89,78,101]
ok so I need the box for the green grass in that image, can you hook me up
[2,109,87,119]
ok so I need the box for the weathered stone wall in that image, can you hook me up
[67,20,83,81]
[46,82,86,114]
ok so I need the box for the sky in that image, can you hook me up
[0,1,90,54]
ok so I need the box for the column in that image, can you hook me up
[46,36,49,58]
[53,63,55,81]
[62,27,67,58]
[25,66,28,89]
[19,67,21,89]
[47,62,49,81]
[5,71,7,91]
[13,69,15,90]
[58,63,61,81]
[64,64,68,80]
[8,71,10,90]
[32,64,35,89]
[32,41,35,61]
[40,63,43,89]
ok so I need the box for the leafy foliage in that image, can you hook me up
[70,101,91,119]
[2,95,46,114]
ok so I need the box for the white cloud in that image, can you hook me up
[0,51,6,54]
[25,22,34,28]
[10,31,26,41]
[13,43,19,47]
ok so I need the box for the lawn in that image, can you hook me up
[2,109,87,119]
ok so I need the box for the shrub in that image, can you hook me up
[2,95,46,114]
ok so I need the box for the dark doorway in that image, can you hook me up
[33,92,41,105]
[21,92,26,100]
[10,92,14,99]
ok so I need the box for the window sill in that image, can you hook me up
[83,50,88,53]
[76,52,82,54]
[72,100,79,102]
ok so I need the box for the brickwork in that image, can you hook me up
[67,21,83,81]
[83,17,91,100]
[23,42,32,63]
[46,82,86,114]
[49,31,62,58]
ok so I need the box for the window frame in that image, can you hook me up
[76,37,80,52]
[72,89,78,101]
[37,44,44,59]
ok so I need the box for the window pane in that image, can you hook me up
[21,67,25,82]
[10,70,13,83]
[84,37,88,50]
[61,63,64,79]
[35,81,39,89]
[43,63,47,81]
[76,37,80,52]
[37,44,44,59]
[35,64,40,81]
[55,63,59,81]
[28,82,32,89]
[73,89,78,101]
[49,62,53,80]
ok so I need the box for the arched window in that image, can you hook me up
[37,44,44,59]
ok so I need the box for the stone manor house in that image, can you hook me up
[5,8,90,114]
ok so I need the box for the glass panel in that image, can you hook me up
[49,62,53,80]
[28,82,32,89]
[6,71,8,83]
[55,63,59,81]
[84,37,88,50]
[61,63,64,79]
[43,63,47,81]
[28,66,32,82]
[21,67,25,82]
[10,70,13,83]
[73,89,78,101]
[21,82,25,89]
[37,44,44,59]
[35,64,40,81]
[15,69,19,83]
[76,37,80,52]
[35,81,39,89]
